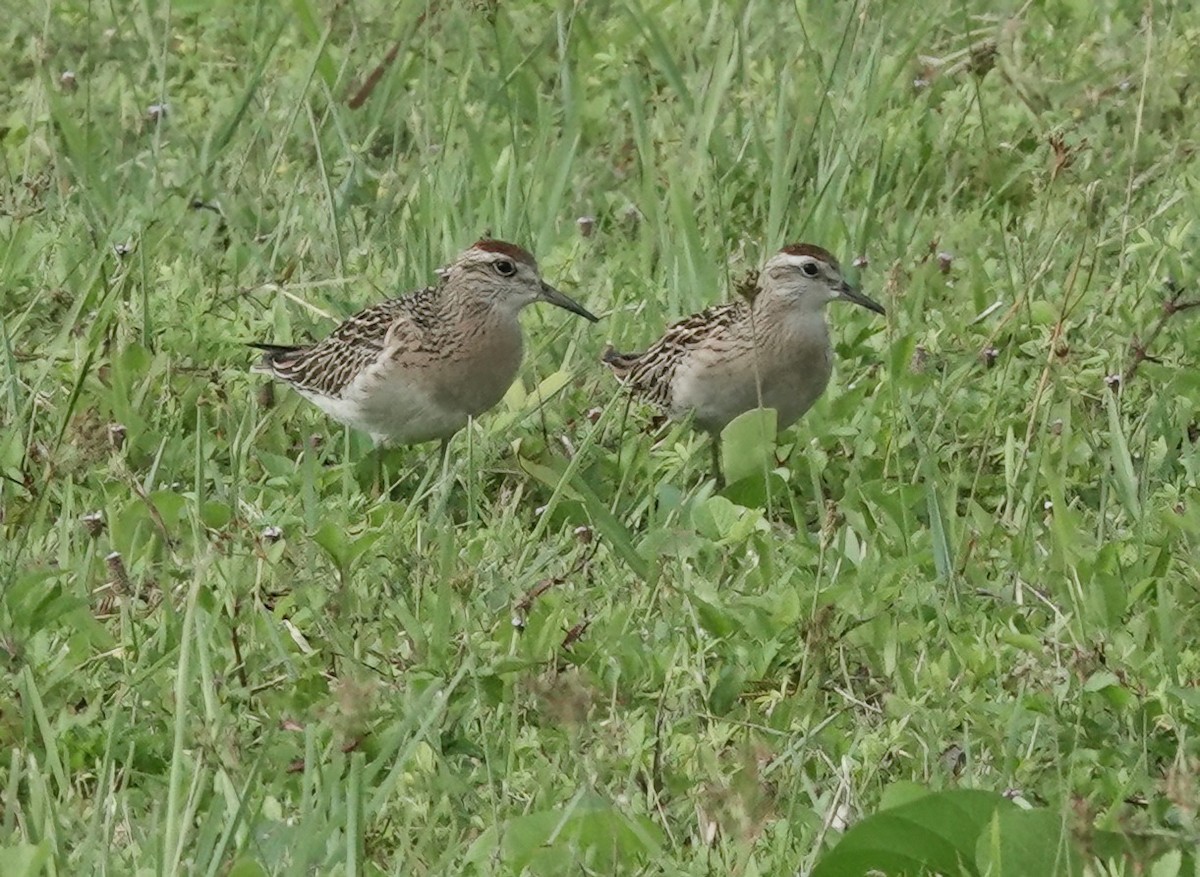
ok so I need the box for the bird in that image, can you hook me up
[250,238,599,453]
[601,242,885,483]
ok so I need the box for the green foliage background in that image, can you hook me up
[1,0,1198,873]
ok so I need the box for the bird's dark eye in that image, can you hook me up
[801,261,820,278]
[494,259,517,277]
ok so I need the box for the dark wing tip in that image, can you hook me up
[471,238,537,267]
[601,344,640,376]
[248,342,300,355]
[248,342,302,371]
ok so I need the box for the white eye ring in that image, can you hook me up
[801,261,820,278]
[494,259,517,277]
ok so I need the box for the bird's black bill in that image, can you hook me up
[838,282,886,316]
[541,282,599,322]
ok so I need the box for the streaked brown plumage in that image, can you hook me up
[603,242,885,478]
[252,239,598,446]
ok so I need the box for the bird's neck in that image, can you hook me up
[750,291,830,343]
[445,293,523,354]
[447,287,484,317]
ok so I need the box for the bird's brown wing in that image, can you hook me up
[602,301,746,411]
[252,287,437,397]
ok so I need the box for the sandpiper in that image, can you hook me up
[251,238,599,450]
[602,242,885,481]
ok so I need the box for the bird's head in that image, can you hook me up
[760,243,885,317]
[450,239,598,322]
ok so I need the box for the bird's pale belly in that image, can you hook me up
[670,347,833,434]
[317,336,523,446]
[298,375,466,445]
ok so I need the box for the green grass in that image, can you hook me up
[2,0,1199,873]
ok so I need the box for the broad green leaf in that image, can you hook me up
[692,495,767,542]
[500,797,663,873]
[311,520,380,574]
[1150,850,1183,877]
[200,499,232,530]
[812,789,1011,877]
[976,807,1084,877]
[878,780,933,812]
[721,408,778,487]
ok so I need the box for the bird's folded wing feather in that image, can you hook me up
[620,302,744,406]
[274,294,431,397]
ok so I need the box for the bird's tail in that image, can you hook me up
[600,344,642,380]
[248,342,303,375]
